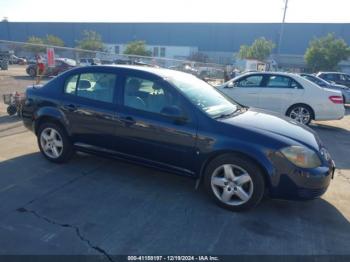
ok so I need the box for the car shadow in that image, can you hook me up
[12,75,50,81]
[0,114,22,125]
[345,104,350,115]
[310,123,350,170]
[0,152,350,254]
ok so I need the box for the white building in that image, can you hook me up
[104,43,198,60]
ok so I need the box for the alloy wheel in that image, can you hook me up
[289,106,311,124]
[210,164,254,206]
[40,127,64,159]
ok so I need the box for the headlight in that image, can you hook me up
[281,146,321,168]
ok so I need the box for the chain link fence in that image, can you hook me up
[0,40,226,86]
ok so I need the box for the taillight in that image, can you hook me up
[329,96,343,104]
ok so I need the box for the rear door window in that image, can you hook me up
[77,73,116,103]
[64,75,79,94]
[64,72,117,103]
[234,75,263,87]
[265,75,302,89]
[265,75,290,88]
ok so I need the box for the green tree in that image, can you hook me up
[77,30,103,51]
[305,33,350,72]
[24,36,46,53]
[238,37,275,61]
[45,34,64,47]
[123,41,151,56]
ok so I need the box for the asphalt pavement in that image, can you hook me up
[0,112,349,259]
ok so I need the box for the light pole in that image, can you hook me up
[278,0,289,55]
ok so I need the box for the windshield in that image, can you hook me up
[168,74,239,118]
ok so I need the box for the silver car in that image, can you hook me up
[300,73,350,104]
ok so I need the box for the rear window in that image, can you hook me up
[322,74,337,81]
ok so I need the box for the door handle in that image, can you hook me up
[63,104,78,112]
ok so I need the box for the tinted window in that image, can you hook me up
[124,76,182,114]
[65,73,116,103]
[76,73,116,103]
[303,75,327,87]
[234,75,263,87]
[339,74,350,81]
[64,75,79,94]
[290,79,302,89]
[323,74,337,81]
[303,75,316,82]
[266,75,290,88]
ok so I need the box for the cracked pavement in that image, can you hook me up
[0,68,349,256]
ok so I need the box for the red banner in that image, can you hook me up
[47,48,55,68]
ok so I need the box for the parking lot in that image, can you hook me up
[0,66,350,259]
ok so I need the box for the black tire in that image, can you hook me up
[204,154,265,212]
[28,67,36,77]
[6,105,17,116]
[286,104,313,125]
[37,122,74,163]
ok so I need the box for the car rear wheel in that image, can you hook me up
[37,123,74,163]
[6,105,17,116]
[287,104,313,125]
[204,154,265,212]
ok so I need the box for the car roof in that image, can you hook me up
[317,72,347,75]
[79,65,192,79]
[237,71,299,78]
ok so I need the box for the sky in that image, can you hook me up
[0,0,350,23]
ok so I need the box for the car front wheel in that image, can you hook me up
[204,154,265,212]
[37,122,74,163]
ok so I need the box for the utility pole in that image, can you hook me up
[278,0,289,55]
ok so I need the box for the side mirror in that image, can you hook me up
[225,81,235,88]
[161,105,188,124]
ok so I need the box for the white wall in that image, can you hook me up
[104,43,198,60]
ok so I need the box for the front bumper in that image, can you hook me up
[268,152,335,200]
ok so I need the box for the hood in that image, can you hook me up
[220,108,321,150]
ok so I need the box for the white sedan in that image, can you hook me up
[218,72,345,125]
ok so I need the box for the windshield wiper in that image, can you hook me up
[214,106,248,119]
[214,109,239,119]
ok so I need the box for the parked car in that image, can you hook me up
[26,58,76,77]
[300,73,350,104]
[0,50,10,70]
[317,72,350,88]
[9,55,27,65]
[218,72,345,125]
[22,66,335,211]
[79,58,101,66]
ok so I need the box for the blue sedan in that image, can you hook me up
[21,65,335,211]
